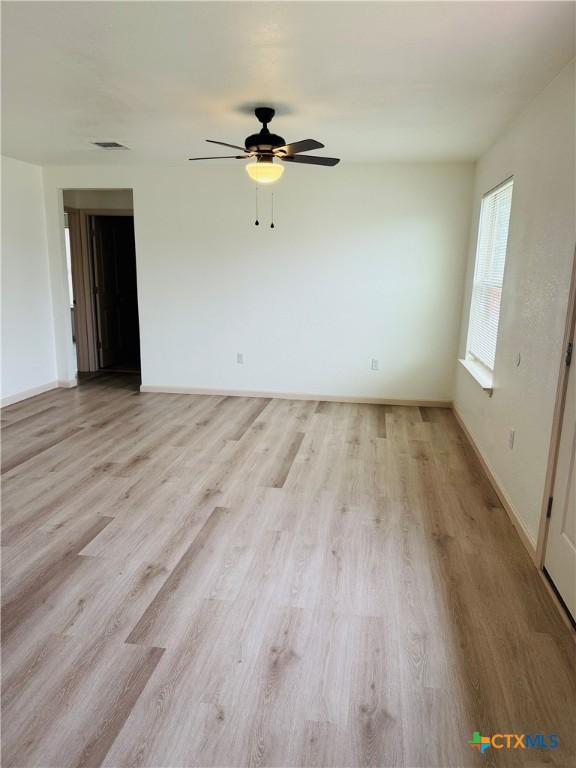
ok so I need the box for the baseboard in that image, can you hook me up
[0,378,77,407]
[452,406,538,563]
[139,384,452,408]
[1,380,59,407]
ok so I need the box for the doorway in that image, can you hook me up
[63,190,141,375]
[91,215,140,371]
[538,245,576,626]
[544,338,575,624]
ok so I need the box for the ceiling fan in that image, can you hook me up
[189,107,340,183]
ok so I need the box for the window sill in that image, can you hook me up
[458,358,493,395]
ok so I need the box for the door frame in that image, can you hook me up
[536,243,576,568]
[66,206,134,373]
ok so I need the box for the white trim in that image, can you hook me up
[453,405,537,560]
[1,381,59,407]
[139,384,452,408]
[458,358,493,394]
[0,378,77,407]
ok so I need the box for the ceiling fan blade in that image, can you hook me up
[274,139,324,155]
[188,155,247,161]
[206,139,249,152]
[281,154,340,166]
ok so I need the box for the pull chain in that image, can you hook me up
[270,192,275,229]
[254,186,259,226]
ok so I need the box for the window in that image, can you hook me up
[466,177,513,372]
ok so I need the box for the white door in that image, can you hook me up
[545,345,576,622]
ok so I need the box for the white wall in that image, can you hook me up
[455,61,576,546]
[62,189,133,210]
[1,156,58,404]
[43,162,474,402]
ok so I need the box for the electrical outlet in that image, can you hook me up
[236,353,244,365]
[371,358,379,371]
[508,429,515,450]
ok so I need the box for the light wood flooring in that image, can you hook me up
[1,374,575,767]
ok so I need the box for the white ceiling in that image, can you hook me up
[2,1,574,165]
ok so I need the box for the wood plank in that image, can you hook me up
[125,506,232,646]
[1,516,114,640]
[267,432,305,489]
[2,634,163,768]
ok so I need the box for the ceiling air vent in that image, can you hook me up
[93,141,129,150]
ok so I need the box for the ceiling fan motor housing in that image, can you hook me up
[244,129,286,153]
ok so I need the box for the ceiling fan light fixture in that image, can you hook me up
[245,159,284,184]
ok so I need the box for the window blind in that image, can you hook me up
[467,178,513,371]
